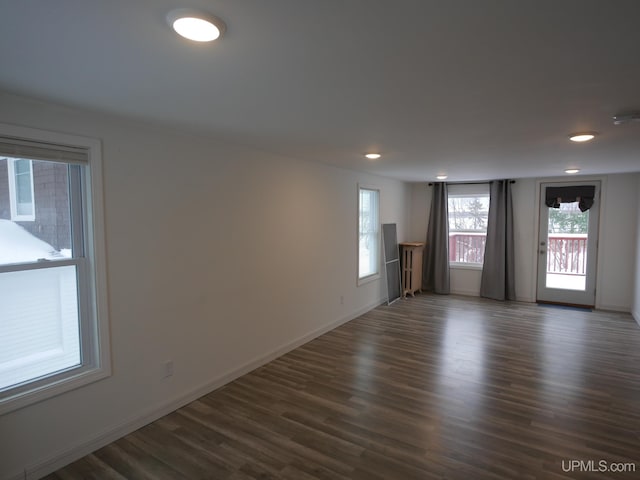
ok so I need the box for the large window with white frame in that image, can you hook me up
[0,123,110,414]
[358,186,380,282]
[447,184,490,266]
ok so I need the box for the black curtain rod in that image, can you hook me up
[428,180,516,186]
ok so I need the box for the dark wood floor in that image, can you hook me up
[46,295,640,479]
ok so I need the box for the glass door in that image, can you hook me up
[536,182,600,307]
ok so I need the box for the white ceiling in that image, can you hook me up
[1,0,639,182]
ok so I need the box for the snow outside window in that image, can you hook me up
[0,125,109,414]
[448,184,490,266]
[358,187,380,281]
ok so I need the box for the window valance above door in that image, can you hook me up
[544,185,596,212]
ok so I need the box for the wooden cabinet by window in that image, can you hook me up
[400,242,424,298]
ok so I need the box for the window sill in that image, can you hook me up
[358,273,380,286]
[0,364,111,415]
[450,262,483,271]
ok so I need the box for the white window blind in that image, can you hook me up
[0,136,88,164]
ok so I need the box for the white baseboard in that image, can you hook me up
[20,298,384,480]
[516,296,535,303]
[450,290,535,303]
[450,288,480,297]
[595,303,631,313]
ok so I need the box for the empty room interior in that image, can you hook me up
[1,1,640,479]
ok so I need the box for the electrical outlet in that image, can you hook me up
[162,360,174,379]
[340,295,344,305]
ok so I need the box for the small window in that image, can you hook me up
[7,157,35,221]
[0,124,110,414]
[448,185,490,265]
[358,186,380,281]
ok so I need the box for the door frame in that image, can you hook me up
[533,177,605,308]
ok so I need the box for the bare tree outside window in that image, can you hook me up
[548,202,588,234]
[448,195,489,264]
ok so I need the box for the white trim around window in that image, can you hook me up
[447,183,490,268]
[357,184,381,286]
[0,123,110,415]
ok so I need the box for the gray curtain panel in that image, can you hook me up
[423,182,450,294]
[480,180,516,301]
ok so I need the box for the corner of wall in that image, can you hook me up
[633,174,640,327]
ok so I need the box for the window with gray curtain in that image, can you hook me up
[447,183,490,266]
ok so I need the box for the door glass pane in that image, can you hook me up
[0,157,72,265]
[0,265,80,390]
[546,201,588,291]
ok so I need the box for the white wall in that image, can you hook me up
[0,92,411,480]
[511,178,538,301]
[408,183,429,242]
[595,175,638,311]
[633,174,640,325]
[410,175,639,310]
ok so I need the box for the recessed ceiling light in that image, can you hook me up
[568,132,597,142]
[564,169,580,174]
[365,153,381,160]
[167,9,226,42]
[436,175,448,180]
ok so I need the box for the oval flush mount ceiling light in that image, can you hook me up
[436,175,448,180]
[568,132,597,142]
[565,168,580,174]
[365,153,381,160]
[167,9,226,42]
